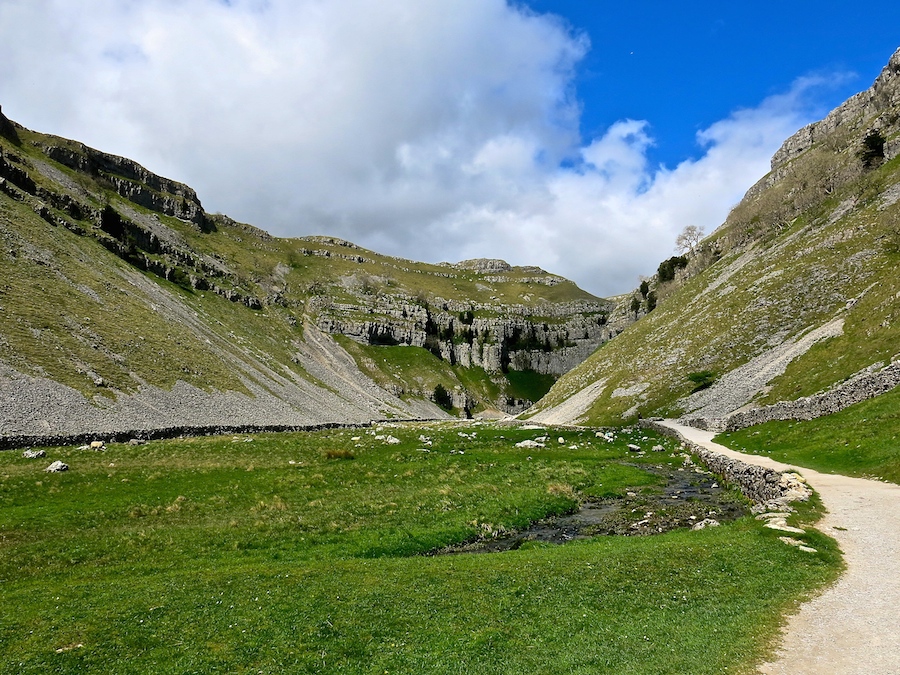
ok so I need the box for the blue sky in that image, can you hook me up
[528,1,900,168]
[1,1,898,295]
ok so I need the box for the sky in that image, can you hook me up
[1,1,899,297]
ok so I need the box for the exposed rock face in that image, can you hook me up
[317,294,622,376]
[771,47,900,170]
[454,258,513,272]
[41,142,210,229]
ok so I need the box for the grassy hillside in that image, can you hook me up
[0,114,610,426]
[526,48,900,426]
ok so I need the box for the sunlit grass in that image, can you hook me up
[0,423,840,673]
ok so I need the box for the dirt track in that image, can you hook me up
[659,421,900,675]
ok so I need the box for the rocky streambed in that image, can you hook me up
[436,463,748,555]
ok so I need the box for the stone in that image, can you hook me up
[515,439,544,448]
[778,536,818,553]
[651,445,665,452]
[755,512,793,520]
[22,449,46,459]
[692,518,720,530]
[45,461,68,472]
[764,518,806,534]
[128,438,146,446]
[627,443,641,452]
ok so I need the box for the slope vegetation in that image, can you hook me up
[527,47,900,426]
[0,109,616,438]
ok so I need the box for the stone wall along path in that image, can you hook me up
[658,420,900,675]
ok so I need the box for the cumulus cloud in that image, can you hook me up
[0,0,831,295]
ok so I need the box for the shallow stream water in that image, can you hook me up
[436,463,748,555]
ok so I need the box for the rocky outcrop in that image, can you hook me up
[41,141,210,229]
[684,360,900,432]
[2,145,266,309]
[454,258,513,272]
[0,105,19,144]
[316,294,621,376]
[771,47,900,170]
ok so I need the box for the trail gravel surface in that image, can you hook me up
[660,420,900,675]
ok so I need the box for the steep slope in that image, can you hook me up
[0,108,619,438]
[527,46,900,426]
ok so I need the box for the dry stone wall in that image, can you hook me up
[684,360,900,432]
[643,421,810,509]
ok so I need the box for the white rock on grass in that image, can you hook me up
[692,518,720,531]
[778,536,818,553]
[45,461,68,473]
[763,518,806,534]
[22,449,46,459]
[516,439,545,449]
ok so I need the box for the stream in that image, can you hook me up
[436,463,748,555]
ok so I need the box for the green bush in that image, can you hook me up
[859,129,886,170]
[657,255,688,282]
[433,383,453,410]
[687,370,716,392]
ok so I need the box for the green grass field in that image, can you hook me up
[718,386,900,484]
[0,423,840,673]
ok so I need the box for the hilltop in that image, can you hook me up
[527,46,900,427]
[0,110,625,440]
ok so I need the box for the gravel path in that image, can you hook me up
[659,421,900,675]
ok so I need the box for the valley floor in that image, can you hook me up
[661,421,900,675]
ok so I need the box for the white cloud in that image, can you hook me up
[0,0,829,295]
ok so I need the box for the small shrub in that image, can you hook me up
[657,255,688,282]
[687,370,716,392]
[630,296,641,319]
[858,129,885,170]
[433,383,453,410]
[458,309,475,325]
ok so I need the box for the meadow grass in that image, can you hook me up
[0,423,840,673]
[718,386,900,484]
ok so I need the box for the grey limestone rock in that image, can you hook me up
[45,461,68,473]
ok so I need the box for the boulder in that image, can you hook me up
[45,461,69,473]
